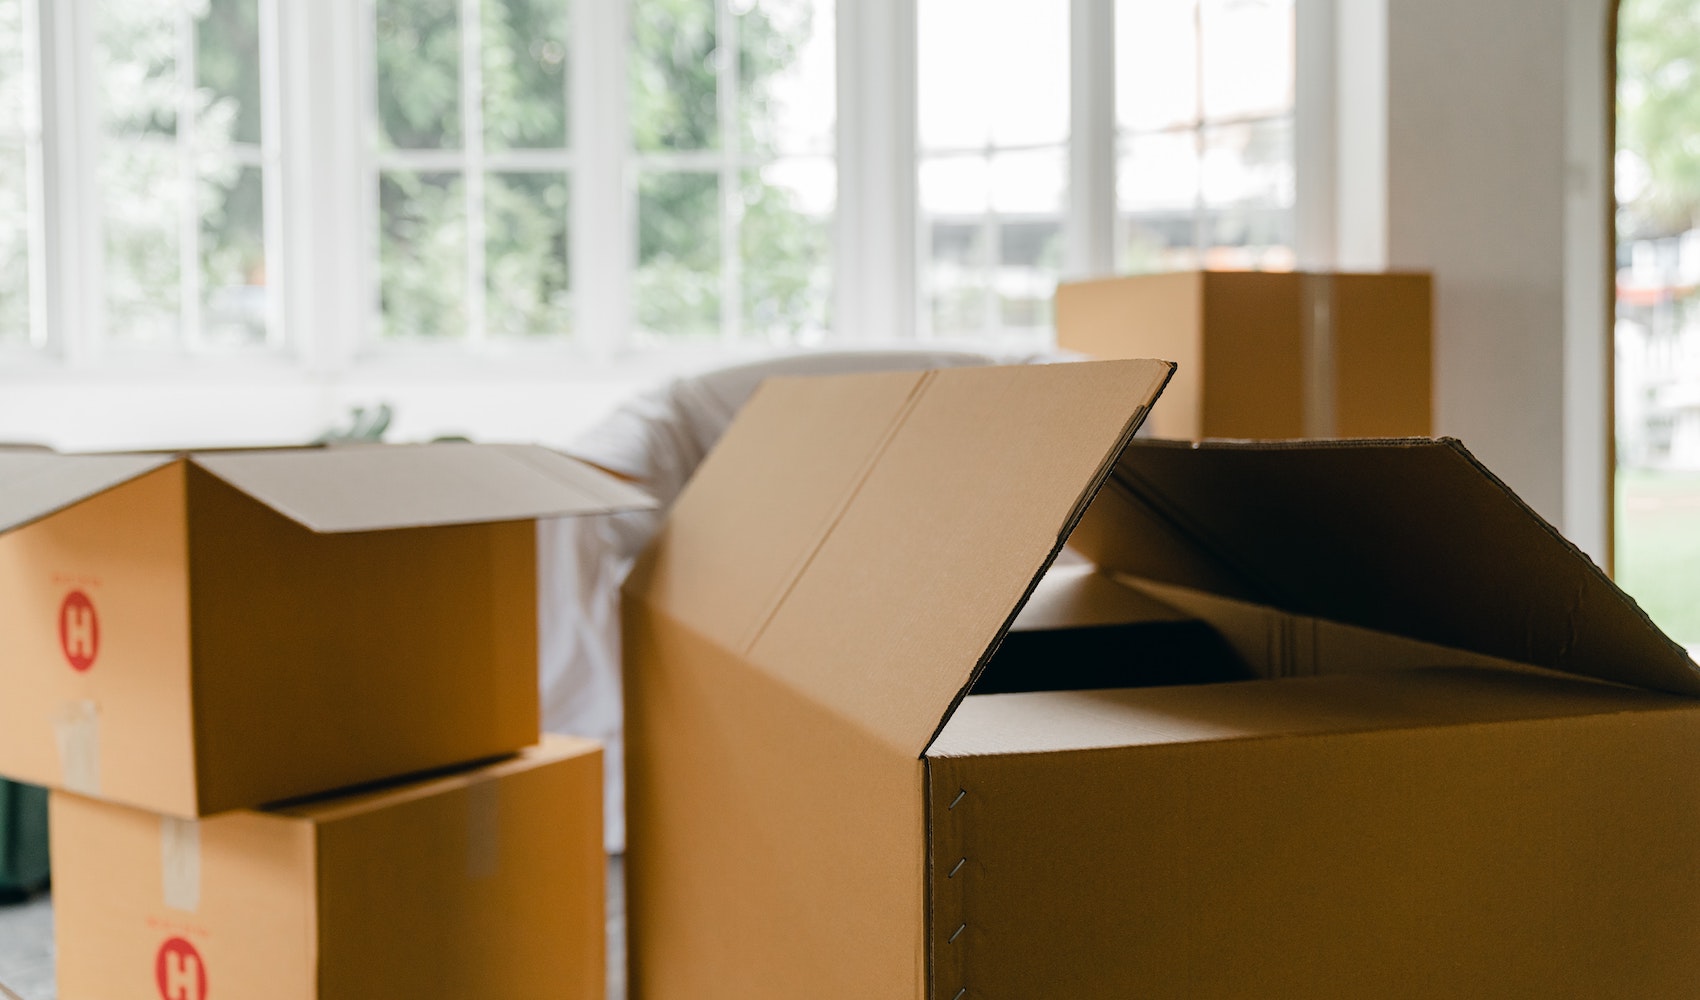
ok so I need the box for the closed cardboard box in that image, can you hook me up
[1055,270,1431,439]
[0,444,651,817]
[52,736,605,1000]
[622,360,1700,999]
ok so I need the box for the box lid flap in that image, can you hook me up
[1067,437,1700,696]
[0,452,176,534]
[628,359,1175,756]
[190,442,654,532]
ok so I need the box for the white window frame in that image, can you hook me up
[0,0,1334,452]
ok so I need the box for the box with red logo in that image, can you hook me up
[50,736,604,1000]
[0,445,650,817]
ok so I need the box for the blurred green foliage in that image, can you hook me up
[1619,0,1700,238]
[0,0,832,345]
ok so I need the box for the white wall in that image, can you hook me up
[1332,0,1613,560]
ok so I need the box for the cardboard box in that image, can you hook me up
[0,443,651,817]
[51,736,605,1000]
[1055,270,1431,439]
[622,360,1700,999]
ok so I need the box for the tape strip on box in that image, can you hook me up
[53,700,100,796]
[160,816,202,913]
[466,780,501,880]
[1301,273,1338,438]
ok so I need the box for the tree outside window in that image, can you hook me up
[1615,0,1700,647]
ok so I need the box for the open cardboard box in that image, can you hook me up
[622,360,1700,999]
[0,443,652,817]
[51,736,605,1000]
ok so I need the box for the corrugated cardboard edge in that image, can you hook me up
[1436,437,1700,691]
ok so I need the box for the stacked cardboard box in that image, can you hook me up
[1055,270,1432,439]
[0,443,649,999]
[622,360,1700,998]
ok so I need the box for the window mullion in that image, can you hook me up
[257,0,287,349]
[460,0,486,345]
[1191,0,1206,258]
[1068,0,1114,279]
[980,171,997,337]
[49,0,103,365]
[21,0,47,350]
[718,0,740,344]
[571,0,630,358]
[837,0,916,343]
[177,3,201,351]
[1292,0,1337,269]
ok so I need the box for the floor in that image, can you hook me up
[0,857,627,1000]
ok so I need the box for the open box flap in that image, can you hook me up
[1067,437,1700,696]
[626,359,1175,757]
[191,442,654,533]
[0,452,176,534]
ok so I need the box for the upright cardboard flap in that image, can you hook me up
[740,361,1174,754]
[1069,438,1700,696]
[624,369,935,654]
[0,452,174,534]
[192,442,652,533]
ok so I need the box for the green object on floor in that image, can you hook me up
[0,779,49,900]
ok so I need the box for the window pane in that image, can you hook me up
[1119,130,1199,213]
[197,0,262,146]
[376,0,462,149]
[200,163,267,346]
[1202,205,1293,270]
[631,0,717,153]
[991,149,1063,332]
[99,0,180,137]
[739,0,833,157]
[1200,117,1292,208]
[928,223,991,337]
[0,0,27,135]
[482,0,568,150]
[379,170,467,338]
[1116,0,1198,133]
[1199,0,1293,122]
[741,158,831,340]
[921,155,991,337]
[486,171,570,337]
[920,153,990,218]
[1120,213,1199,274]
[0,145,28,344]
[103,142,181,346]
[1119,131,1203,270]
[635,170,719,336]
[918,0,1068,151]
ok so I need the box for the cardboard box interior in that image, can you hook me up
[622,360,1700,999]
[51,736,605,1000]
[0,443,652,817]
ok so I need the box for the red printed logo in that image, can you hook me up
[155,937,207,1000]
[58,590,99,673]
